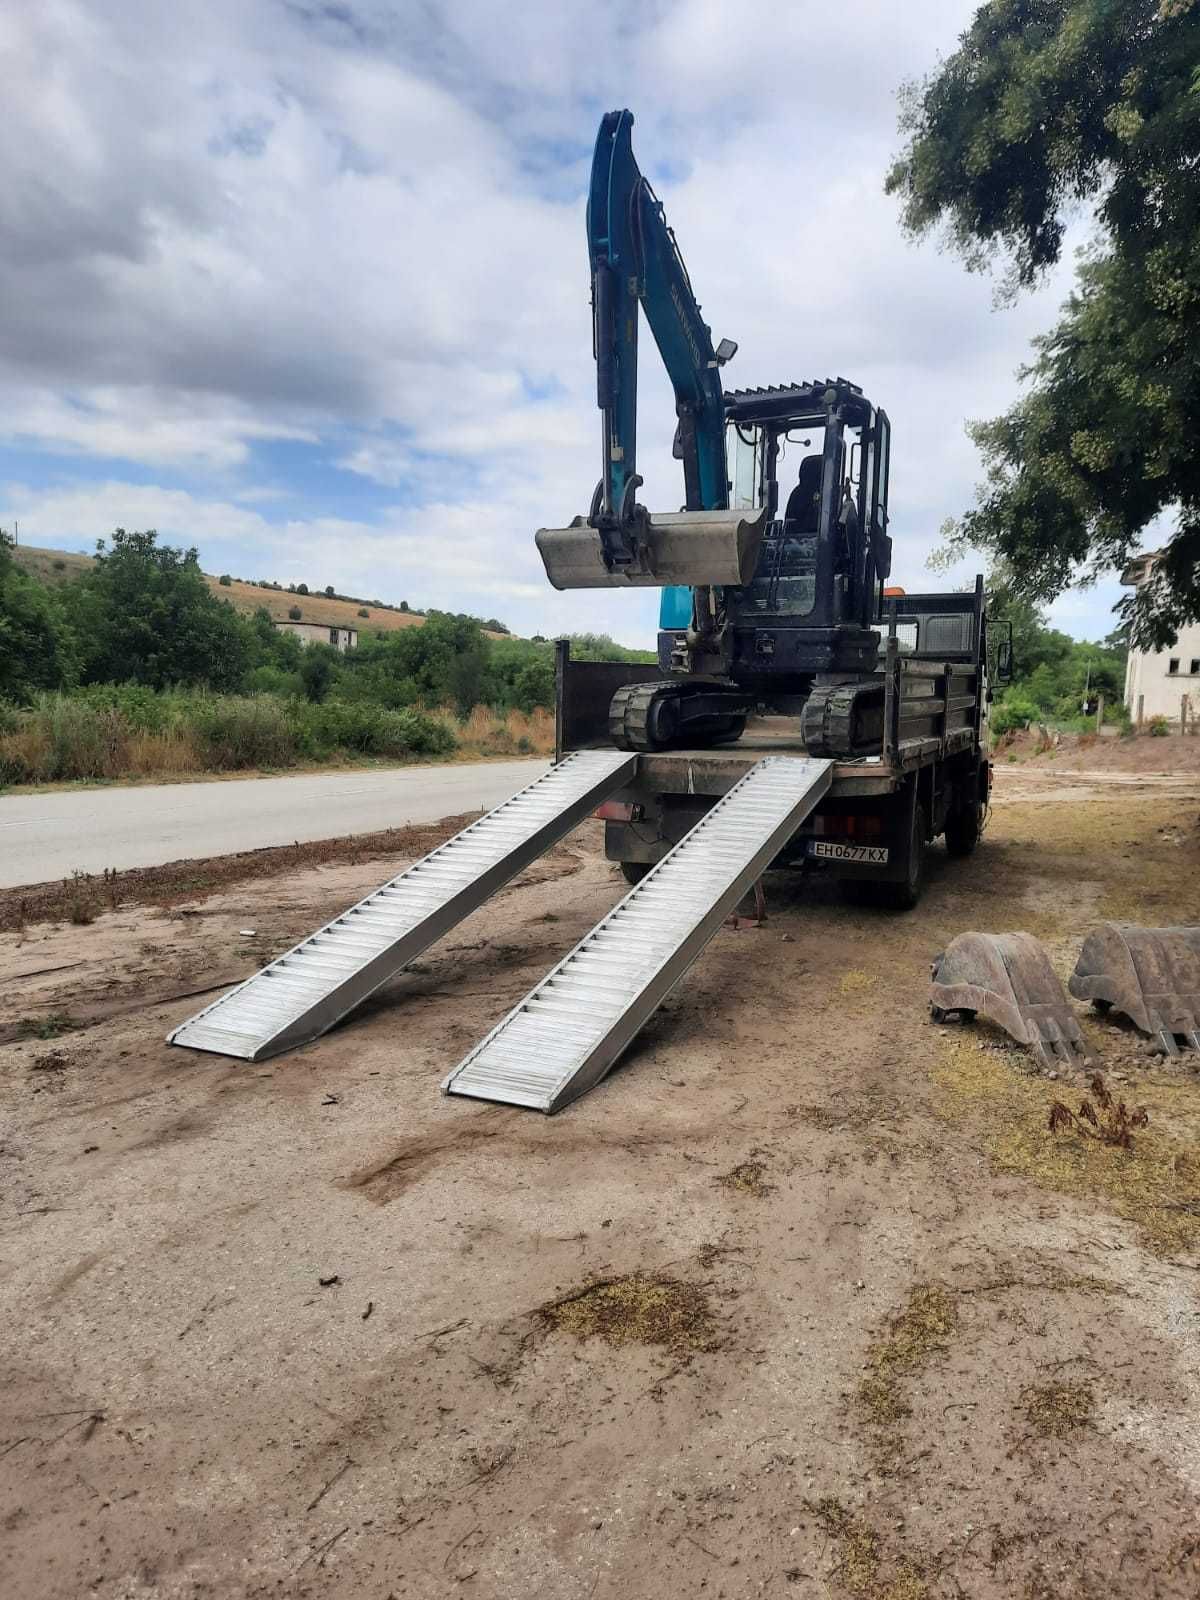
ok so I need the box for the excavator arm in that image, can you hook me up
[536,110,766,592]
[589,109,729,539]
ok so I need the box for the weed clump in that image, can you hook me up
[934,1037,1200,1255]
[806,1498,927,1600]
[717,1159,774,1197]
[1023,1380,1094,1438]
[540,1273,718,1356]
[858,1285,958,1427]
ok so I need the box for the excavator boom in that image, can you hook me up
[537,109,765,591]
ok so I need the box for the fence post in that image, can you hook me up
[1136,693,1144,731]
[1183,695,1190,738]
[1095,693,1104,733]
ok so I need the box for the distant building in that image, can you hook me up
[1121,551,1200,724]
[274,621,358,653]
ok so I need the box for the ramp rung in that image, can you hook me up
[442,756,832,1112]
[168,750,637,1062]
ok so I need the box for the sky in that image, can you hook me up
[0,0,1126,646]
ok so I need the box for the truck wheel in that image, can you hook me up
[877,800,926,911]
[944,801,981,858]
[620,861,652,886]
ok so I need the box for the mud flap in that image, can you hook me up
[1069,923,1200,1056]
[930,931,1091,1069]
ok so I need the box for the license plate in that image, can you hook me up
[807,840,889,865]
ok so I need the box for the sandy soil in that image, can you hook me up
[3,756,1200,1599]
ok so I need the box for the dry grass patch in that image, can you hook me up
[933,1036,1200,1256]
[838,968,876,997]
[539,1274,719,1356]
[1022,1380,1094,1439]
[717,1158,774,1197]
[858,1285,959,1427]
[807,1498,927,1600]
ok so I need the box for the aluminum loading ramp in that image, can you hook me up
[443,756,833,1112]
[168,750,636,1062]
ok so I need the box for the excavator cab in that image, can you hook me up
[692,379,894,685]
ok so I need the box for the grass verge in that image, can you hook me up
[932,1036,1200,1256]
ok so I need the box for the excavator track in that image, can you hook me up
[800,680,886,758]
[609,679,748,753]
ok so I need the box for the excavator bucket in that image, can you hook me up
[1069,923,1200,1056]
[536,507,768,590]
[930,931,1092,1069]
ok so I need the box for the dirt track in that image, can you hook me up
[3,746,1200,1599]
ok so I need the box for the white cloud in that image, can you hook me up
[0,0,1115,645]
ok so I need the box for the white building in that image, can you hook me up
[1122,551,1200,725]
[273,620,358,653]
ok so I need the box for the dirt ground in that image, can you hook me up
[3,743,1200,1599]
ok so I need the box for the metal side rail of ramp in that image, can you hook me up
[442,755,833,1112]
[168,750,636,1062]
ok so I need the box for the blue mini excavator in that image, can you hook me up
[536,109,895,756]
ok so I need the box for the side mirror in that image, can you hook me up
[992,620,1014,684]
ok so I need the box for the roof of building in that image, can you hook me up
[1120,549,1162,587]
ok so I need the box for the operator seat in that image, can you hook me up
[784,455,823,535]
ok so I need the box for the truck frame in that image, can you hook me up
[557,576,1008,910]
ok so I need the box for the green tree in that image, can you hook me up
[63,529,249,690]
[887,0,1200,646]
[299,644,337,703]
[0,531,78,701]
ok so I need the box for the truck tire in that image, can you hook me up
[945,762,986,858]
[944,800,981,858]
[876,800,926,911]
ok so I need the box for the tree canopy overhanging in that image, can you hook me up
[886,0,1200,647]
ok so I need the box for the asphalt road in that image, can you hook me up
[0,760,546,888]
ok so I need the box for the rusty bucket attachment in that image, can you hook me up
[930,931,1092,1069]
[535,506,768,590]
[1069,923,1200,1056]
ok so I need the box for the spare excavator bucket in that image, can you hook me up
[1069,923,1200,1056]
[536,507,768,590]
[930,931,1092,1069]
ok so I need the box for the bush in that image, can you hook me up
[288,605,302,620]
[218,573,232,586]
[245,664,302,698]
[1148,714,1171,737]
[991,692,1040,738]
[296,582,309,596]
[325,585,335,597]
[357,607,369,618]
[186,695,297,769]
[294,699,457,760]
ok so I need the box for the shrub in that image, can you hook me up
[288,605,302,620]
[1148,714,1170,737]
[245,664,302,697]
[991,692,1040,738]
[52,559,66,571]
[357,607,369,618]
[325,585,335,597]
[218,573,232,586]
[296,582,309,595]
[186,695,297,769]
[294,699,456,760]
